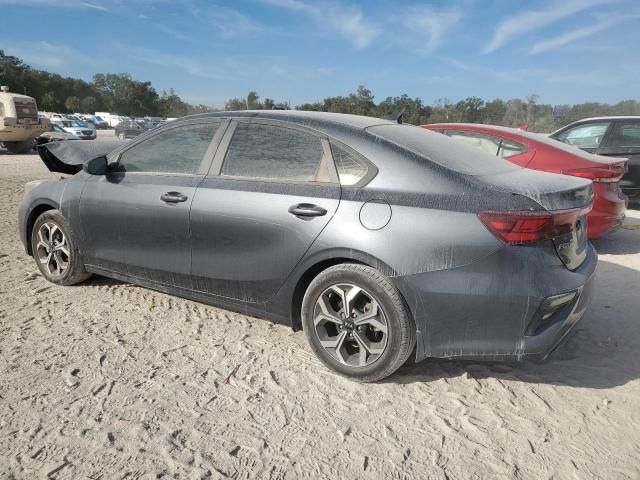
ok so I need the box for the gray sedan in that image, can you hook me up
[18,111,596,381]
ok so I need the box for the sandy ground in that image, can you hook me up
[1,137,640,479]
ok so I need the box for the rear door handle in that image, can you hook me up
[161,191,188,203]
[288,203,327,217]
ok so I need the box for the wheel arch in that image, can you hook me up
[287,248,403,331]
[25,201,59,256]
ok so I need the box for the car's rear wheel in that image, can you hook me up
[31,210,91,285]
[302,264,416,382]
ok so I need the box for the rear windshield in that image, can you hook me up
[366,124,520,176]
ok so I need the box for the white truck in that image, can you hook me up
[95,112,127,128]
[0,86,50,153]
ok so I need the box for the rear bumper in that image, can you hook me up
[395,242,597,363]
[588,182,627,238]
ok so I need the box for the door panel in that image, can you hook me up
[79,120,223,288]
[190,178,340,302]
[80,173,199,287]
[190,120,341,303]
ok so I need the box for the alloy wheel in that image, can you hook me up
[313,283,388,367]
[35,221,70,277]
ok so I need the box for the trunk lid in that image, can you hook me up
[474,168,593,270]
[36,139,121,174]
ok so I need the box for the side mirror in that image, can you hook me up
[83,155,108,175]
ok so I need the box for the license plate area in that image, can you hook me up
[553,214,588,270]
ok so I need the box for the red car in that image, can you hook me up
[423,123,628,239]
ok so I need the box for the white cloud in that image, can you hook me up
[152,23,194,42]
[199,6,267,37]
[126,48,222,80]
[529,11,640,54]
[259,0,379,49]
[484,0,619,53]
[3,41,99,68]
[81,2,107,11]
[0,0,108,9]
[445,57,629,87]
[394,6,463,53]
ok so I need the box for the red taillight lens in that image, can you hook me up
[478,208,589,245]
[564,161,627,183]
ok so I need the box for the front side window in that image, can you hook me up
[221,122,332,182]
[497,139,527,158]
[330,142,370,186]
[446,130,501,156]
[607,121,640,148]
[118,122,219,174]
[554,122,611,149]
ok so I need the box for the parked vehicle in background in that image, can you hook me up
[90,116,109,129]
[423,123,627,239]
[94,112,127,128]
[551,117,640,205]
[20,111,597,381]
[58,120,96,140]
[36,124,80,145]
[115,120,144,140]
[0,85,50,153]
[50,113,69,123]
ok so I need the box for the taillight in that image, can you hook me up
[564,161,627,183]
[478,208,590,245]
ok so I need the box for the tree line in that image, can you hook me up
[0,50,210,117]
[2,50,639,131]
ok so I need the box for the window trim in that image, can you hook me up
[552,120,613,152]
[601,119,640,149]
[108,118,228,177]
[329,139,378,188]
[207,118,340,186]
[444,129,530,158]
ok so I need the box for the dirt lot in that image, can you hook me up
[1,145,640,479]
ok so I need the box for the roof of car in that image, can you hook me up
[567,116,640,122]
[190,110,396,135]
[424,123,527,135]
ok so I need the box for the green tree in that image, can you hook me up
[80,96,97,113]
[64,96,81,112]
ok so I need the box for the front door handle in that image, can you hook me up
[161,191,188,203]
[288,203,327,217]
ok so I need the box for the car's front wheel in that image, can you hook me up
[118,132,126,140]
[31,210,91,285]
[302,264,416,382]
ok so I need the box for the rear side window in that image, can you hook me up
[607,121,640,147]
[118,122,219,174]
[497,139,527,158]
[554,122,611,149]
[330,143,369,186]
[221,122,332,182]
[445,130,500,156]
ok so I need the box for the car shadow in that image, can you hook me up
[592,222,640,254]
[389,256,640,390]
[81,275,127,287]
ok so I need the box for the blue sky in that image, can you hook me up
[1,0,639,107]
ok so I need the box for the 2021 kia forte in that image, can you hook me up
[19,111,597,381]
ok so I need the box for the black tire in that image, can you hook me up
[301,264,416,382]
[31,209,91,286]
[118,132,126,141]
[4,140,35,154]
